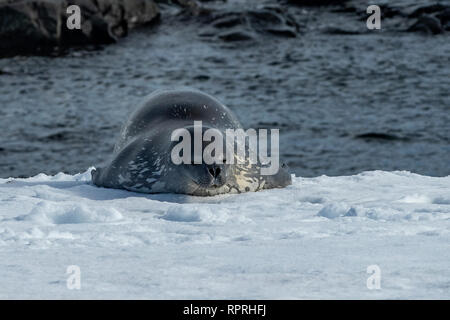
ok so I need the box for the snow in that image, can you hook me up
[0,168,449,299]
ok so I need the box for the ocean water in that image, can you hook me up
[0,1,449,178]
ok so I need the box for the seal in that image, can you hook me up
[92,89,291,196]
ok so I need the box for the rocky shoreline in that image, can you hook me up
[0,0,160,57]
[0,0,449,57]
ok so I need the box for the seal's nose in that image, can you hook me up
[208,167,221,178]
[206,165,225,187]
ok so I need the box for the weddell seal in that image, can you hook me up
[92,89,291,196]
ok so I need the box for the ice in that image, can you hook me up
[0,168,449,299]
[18,201,124,225]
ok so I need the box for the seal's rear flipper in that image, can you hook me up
[262,162,292,189]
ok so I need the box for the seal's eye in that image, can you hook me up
[208,167,221,178]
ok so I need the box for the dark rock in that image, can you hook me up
[0,0,159,57]
[436,8,450,30]
[343,2,448,35]
[0,2,59,55]
[205,7,299,41]
[407,15,444,35]
[211,15,242,29]
[408,4,448,18]
[332,5,357,14]
[351,3,406,21]
[121,0,161,28]
[285,0,349,6]
[247,9,284,26]
[404,3,449,34]
[378,4,405,19]
[157,0,211,16]
[218,30,254,42]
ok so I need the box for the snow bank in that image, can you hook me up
[0,168,449,299]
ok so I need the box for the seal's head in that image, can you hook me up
[167,125,234,196]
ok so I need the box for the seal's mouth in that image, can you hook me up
[180,163,230,196]
[185,177,228,196]
[195,179,226,189]
[190,184,230,196]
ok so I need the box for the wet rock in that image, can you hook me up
[266,27,297,38]
[285,0,349,6]
[156,0,211,17]
[332,5,357,14]
[436,8,450,30]
[343,2,449,35]
[408,4,449,18]
[407,16,444,35]
[218,30,254,42]
[0,2,59,55]
[204,7,299,42]
[378,4,405,19]
[405,3,449,34]
[0,0,160,57]
[347,3,406,21]
[211,15,242,29]
[121,0,161,28]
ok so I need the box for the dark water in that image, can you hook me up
[0,1,449,178]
